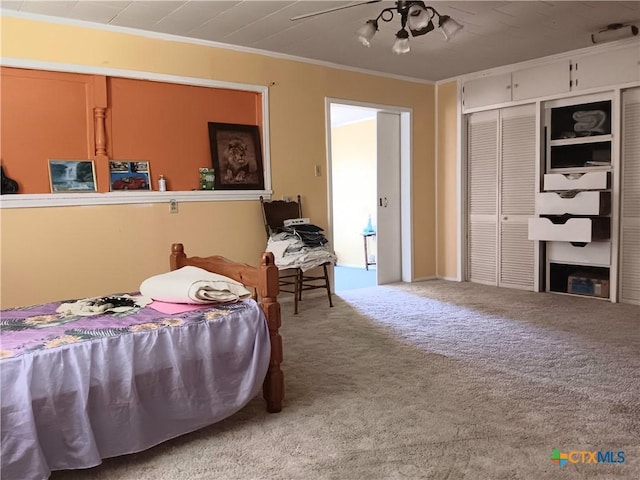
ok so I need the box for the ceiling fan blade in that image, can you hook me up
[290,0,383,21]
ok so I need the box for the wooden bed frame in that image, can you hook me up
[169,243,284,413]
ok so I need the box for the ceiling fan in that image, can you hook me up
[290,1,463,54]
[289,1,383,21]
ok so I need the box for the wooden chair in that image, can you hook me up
[259,195,333,314]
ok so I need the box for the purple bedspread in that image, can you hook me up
[0,298,270,480]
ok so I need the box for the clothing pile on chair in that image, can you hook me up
[284,223,328,247]
[266,221,336,271]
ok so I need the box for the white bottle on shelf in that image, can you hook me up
[158,175,167,192]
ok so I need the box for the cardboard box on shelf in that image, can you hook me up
[567,271,610,298]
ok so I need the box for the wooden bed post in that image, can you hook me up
[169,243,284,413]
[170,243,187,271]
[258,252,284,413]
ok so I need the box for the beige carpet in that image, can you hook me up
[51,280,640,479]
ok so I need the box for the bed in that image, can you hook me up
[0,243,284,480]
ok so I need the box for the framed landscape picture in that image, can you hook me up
[109,161,151,191]
[48,160,97,193]
[208,123,265,190]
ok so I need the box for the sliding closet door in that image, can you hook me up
[468,111,498,285]
[467,105,536,289]
[620,88,640,304]
[499,105,536,290]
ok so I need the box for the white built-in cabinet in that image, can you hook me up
[467,105,536,290]
[463,41,640,305]
[463,61,570,109]
[619,88,640,305]
[528,93,615,300]
[462,43,639,111]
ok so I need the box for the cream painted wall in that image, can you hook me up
[331,119,377,268]
[436,81,459,280]
[0,16,436,308]
[0,202,265,307]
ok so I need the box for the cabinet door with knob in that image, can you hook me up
[462,73,512,110]
[512,61,570,101]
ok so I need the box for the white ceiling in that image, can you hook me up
[2,1,639,82]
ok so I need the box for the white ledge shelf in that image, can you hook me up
[549,134,612,146]
[0,190,272,209]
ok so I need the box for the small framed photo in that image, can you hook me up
[48,160,97,193]
[208,123,265,190]
[109,161,151,191]
[199,168,215,190]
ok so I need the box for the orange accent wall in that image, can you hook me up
[0,67,263,193]
[108,77,262,191]
[0,67,95,193]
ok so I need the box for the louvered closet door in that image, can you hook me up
[499,105,536,290]
[620,88,640,305]
[468,111,498,285]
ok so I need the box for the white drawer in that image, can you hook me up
[536,191,610,215]
[543,171,609,191]
[528,217,610,242]
[547,241,611,266]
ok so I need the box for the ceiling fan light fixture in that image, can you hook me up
[356,19,379,46]
[409,19,435,37]
[392,28,411,54]
[438,15,463,41]
[406,4,434,36]
[308,1,461,53]
[357,2,461,52]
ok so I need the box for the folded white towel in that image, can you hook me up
[140,266,252,304]
[573,110,606,134]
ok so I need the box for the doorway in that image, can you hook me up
[326,99,412,291]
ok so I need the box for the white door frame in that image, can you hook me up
[325,98,413,283]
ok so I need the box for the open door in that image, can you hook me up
[376,111,402,284]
